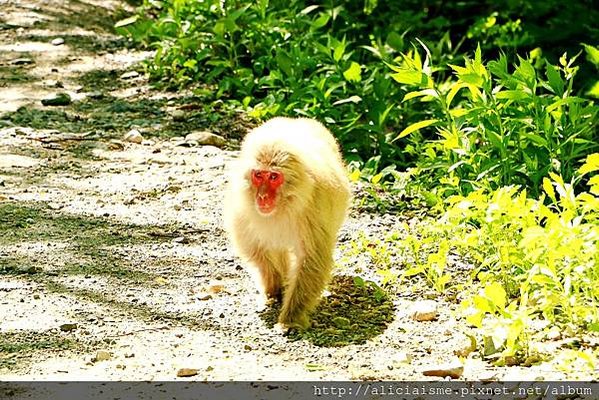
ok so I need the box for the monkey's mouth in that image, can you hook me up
[256,204,276,215]
[256,199,276,215]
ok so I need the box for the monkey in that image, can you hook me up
[223,117,351,330]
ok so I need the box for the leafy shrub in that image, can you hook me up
[391,44,599,197]
[117,1,598,188]
[382,154,599,360]
[117,0,409,166]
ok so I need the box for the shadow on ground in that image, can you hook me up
[28,0,129,33]
[260,275,395,347]
[0,201,172,281]
[3,88,249,144]
[19,34,130,53]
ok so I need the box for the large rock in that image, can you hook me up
[41,93,71,106]
[410,300,439,321]
[184,131,226,148]
[124,129,143,144]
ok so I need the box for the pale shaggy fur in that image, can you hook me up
[223,117,351,329]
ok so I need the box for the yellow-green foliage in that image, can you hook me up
[394,153,599,359]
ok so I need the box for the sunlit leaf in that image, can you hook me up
[446,83,466,107]
[312,13,330,28]
[332,95,362,106]
[403,89,437,102]
[543,178,556,202]
[484,282,506,310]
[371,172,384,184]
[495,90,530,101]
[300,5,320,14]
[343,62,362,82]
[393,119,438,141]
[115,15,139,28]
[578,153,599,176]
[333,41,345,62]
[391,70,428,86]
[582,43,599,67]
[587,81,599,98]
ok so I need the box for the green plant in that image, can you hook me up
[396,154,599,360]
[391,44,599,197]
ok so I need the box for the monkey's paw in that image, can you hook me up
[276,314,310,334]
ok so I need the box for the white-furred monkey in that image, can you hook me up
[224,117,351,330]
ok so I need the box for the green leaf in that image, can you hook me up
[521,132,547,147]
[332,95,362,106]
[587,81,599,98]
[515,56,536,83]
[333,41,345,62]
[343,62,362,82]
[495,90,530,101]
[446,83,466,107]
[312,13,330,29]
[353,276,365,287]
[578,153,599,176]
[484,282,506,310]
[386,32,404,52]
[114,15,139,28]
[393,119,438,141]
[582,43,599,67]
[391,70,428,86]
[332,316,350,328]
[474,44,482,65]
[183,59,197,69]
[484,130,503,150]
[275,50,294,77]
[545,64,564,96]
[402,89,437,102]
[459,73,484,87]
[543,178,556,202]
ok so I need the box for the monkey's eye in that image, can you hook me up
[251,170,264,185]
[269,172,283,186]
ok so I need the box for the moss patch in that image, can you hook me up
[261,275,395,347]
[0,330,89,370]
[0,66,33,86]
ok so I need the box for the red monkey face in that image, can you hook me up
[250,169,284,215]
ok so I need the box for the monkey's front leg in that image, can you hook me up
[278,250,333,330]
[249,249,289,303]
